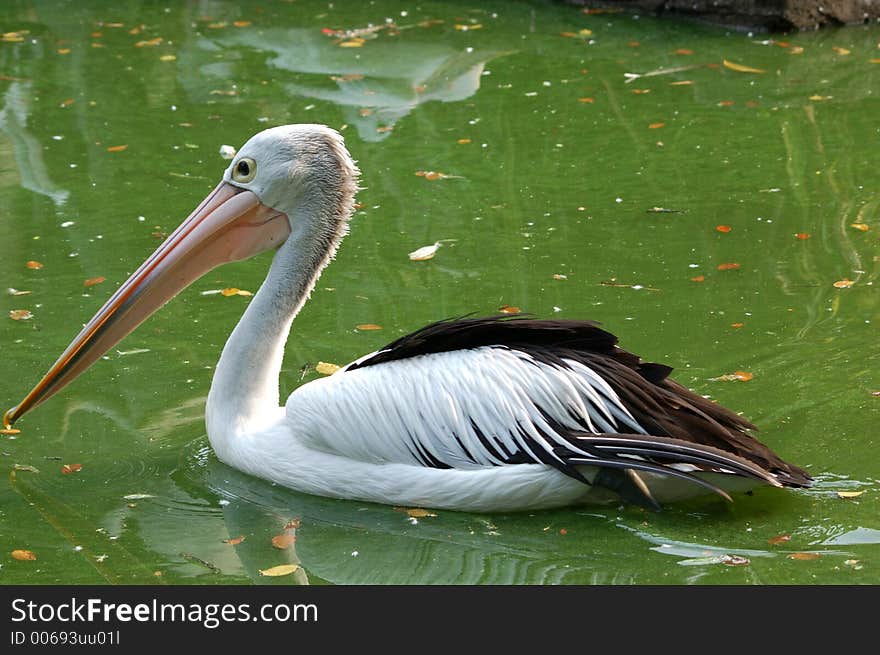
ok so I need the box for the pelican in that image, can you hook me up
[4,124,811,512]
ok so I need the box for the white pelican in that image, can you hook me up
[3,124,811,512]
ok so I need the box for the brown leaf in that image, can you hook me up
[717,262,741,271]
[0,428,21,435]
[578,97,594,103]
[84,276,106,287]
[61,463,83,474]
[833,279,854,289]
[794,233,810,240]
[717,100,735,107]
[716,225,732,233]
[25,260,43,270]
[499,305,520,314]
[134,37,163,47]
[356,323,383,331]
[11,549,36,561]
[722,59,765,74]
[731,322,744,329]
[648,122,665,129]
[233,20,251,28]
[9,309,33,321]
[788,552,821,561]
[767,534,791,545]
[673,48,694,55]
[258,564,299,577]
[271,534,296,549]
[733,370,753,381]
[415,170,451,180]
[223,535,246,545]
[106,145,128,152]
[690,275,705,283]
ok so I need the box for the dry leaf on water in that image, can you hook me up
[61,463,83,474]
[408,242,441,261]
[767,534,791,545]
[850,223,870,232]
[394,507,437,518]
[11,549,37,561]
[315,361,340,375]
[716,225,732,233]
[223,536,246,545]
[13,464,39,473]
[84,276,106,287]
[717,262,741,271]
[25,260,43,270]
[9,309,33,321]
[106,145,128,153]
[271,534,296,549]
[356,324,382,331]
[837,491,863,499]
[258,564,299,577]
[499,305,520,314]
[722,59,766,74]
[788,552,821,561]
[833,279,854,289]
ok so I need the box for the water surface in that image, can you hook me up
[0,0,877,584]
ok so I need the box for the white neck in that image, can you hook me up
[205,214,339,450]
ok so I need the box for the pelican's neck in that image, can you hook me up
[205,211,342,448]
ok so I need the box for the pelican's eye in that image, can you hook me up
[232,157,257,183]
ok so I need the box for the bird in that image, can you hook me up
[3,124,811,512]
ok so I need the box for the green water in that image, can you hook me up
[0,0,877,585]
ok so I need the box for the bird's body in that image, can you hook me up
[5,124,811,511]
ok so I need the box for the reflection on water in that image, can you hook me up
[183,24,509,142]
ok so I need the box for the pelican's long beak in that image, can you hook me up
[3,181,291,429]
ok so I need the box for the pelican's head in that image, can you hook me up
[3,124,358,428]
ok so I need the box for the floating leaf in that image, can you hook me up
[809,95,832,101]
[258,564,299,577]
[134,37,163,47]
[850,223,870,231]
[552,274,567,280]
[453,24,482,31]
[8,288,31,296]
[648,122,665,129]
[837,491,864,499]
[223,535,246,545]
[788,552,821,561]
[415,170,453,180]
[339,38,365,48]
[106,145,128,153]
[731,322,744,329]
[233,20,251,28]
[9,309,33,321]
[356,324,383,331]
[394,507,437,518]
[84,276,106,287]
[690,275,705,283]
[631,89,651,94]
[669,80,693,86]
[61,463,83,475]
[13,464,39,473]
[674,48,694,55]
[408,241,441,261]
[57,48,71,55]
[734,371,753,381]
[122,493,154,500]
[271,534,296,549]
[717,100,735,107]
[832,46,851,56]
[1,428,21,435]
[11,549,36,561]
[716,225,732,233]
[499,305,520,314]
[789,46,804,55]
[721,554,750,566]
[717,262,741,271]
[768,534,791,545]
[25,260,43,270]
[578,97,594,103]
[794,233,810,240]
[159,54,176,62]
[219,287,253,297]
[722,59,766,74]
[833,279,854,289]
[457,138,471,144]
[315,361,340,376]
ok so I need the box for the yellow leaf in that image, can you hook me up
[9,309,33,321]
[454,24,482,31]
[106,145,128,152]
[315,361,340,375]
[339,38,365,48]
[25,260,43,269]
[0,428,21,435]
[11,549,36,561]
[356,323,383,331]
[722,59,766,74]
[159,54,177,62]
[850,223,870,231]
[837,491,864,499]
[669,80,693,86]
[832,47,850,56]
[833,279,854,289]
[258,564,299,577]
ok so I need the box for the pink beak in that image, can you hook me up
[4,181,291,429]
